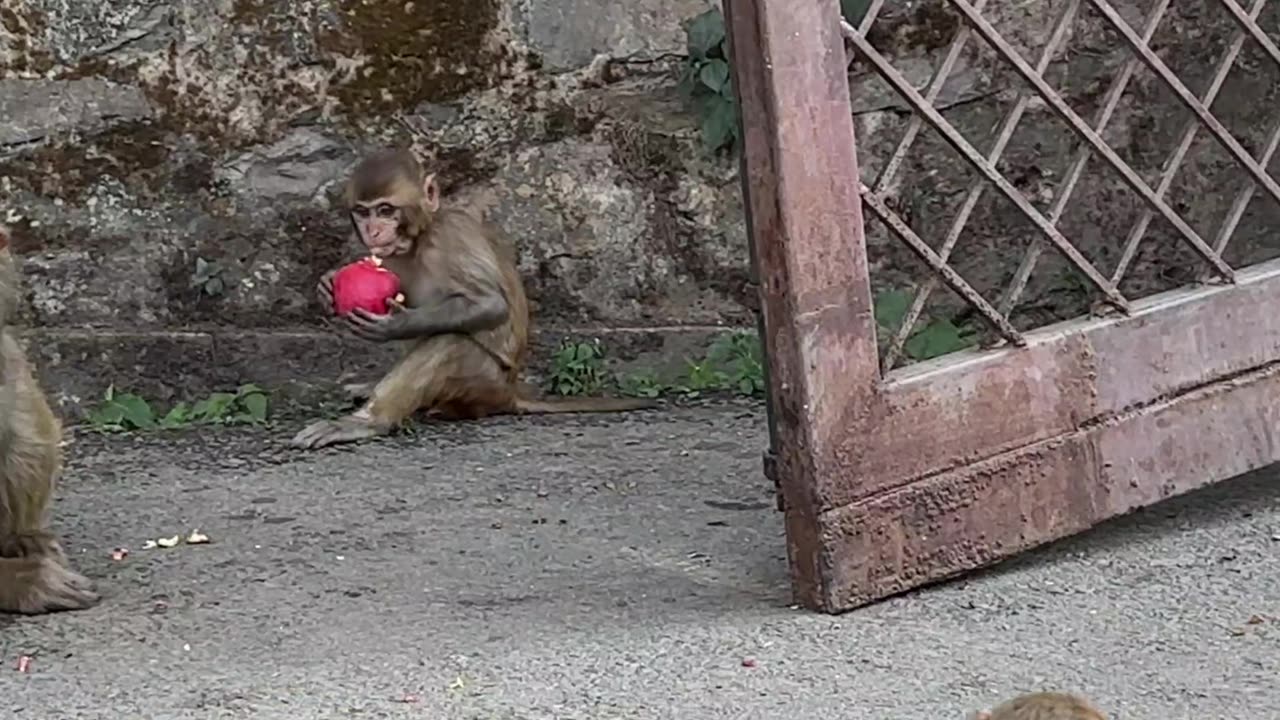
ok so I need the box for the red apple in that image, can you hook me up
[331,258,402,316]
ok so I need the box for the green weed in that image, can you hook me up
[873,289,977,361]
[190,257,226,297]
[85,383,271,433]
[617,330,766,400]
[616,369,666,399]
[679,8,738,153]
[678,1,872,155]
[546,340,608,396]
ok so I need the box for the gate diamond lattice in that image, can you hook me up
[728,0,1280,611]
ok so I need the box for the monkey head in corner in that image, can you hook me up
[972,691,1108,720]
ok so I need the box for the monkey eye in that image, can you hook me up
[352,206,371,218]
[376,204,397,218]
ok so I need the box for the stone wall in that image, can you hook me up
[1,0,746,412]
[3,0,1280,413]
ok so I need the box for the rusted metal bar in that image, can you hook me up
[841,0,886,68]
[882,0,1079,369]
[1212,115,1280,257]
[858,0,885,33]
[870,0,987,195]
[734,62,785,516]
[945,0,1235,284]
[824,357,1280,609]
[830,255,1280,509]
[1201,0,1280,262]
[861,186,1025,345]
[1215,0,1280,67]
[726,0,880,611]
[998,0,1171,316]
[1110,0,1264,285]
[841,21,1131,313]
[1088,0,1280,211]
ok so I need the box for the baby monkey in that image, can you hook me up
[0,223,99,614]
[293,149,656,449]
[973,691,1108,720]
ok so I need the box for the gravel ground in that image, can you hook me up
[1,402,1277,719]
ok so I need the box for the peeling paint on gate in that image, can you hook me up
[729,0,1280,612]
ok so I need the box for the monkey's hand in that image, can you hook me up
[341,298,411,343]
[316,269,338,315]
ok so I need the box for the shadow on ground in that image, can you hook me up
[3,403,1277,719]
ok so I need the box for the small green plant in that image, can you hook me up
[632,330,767,399]
[85,384,271,432]
[547,339,608,396]
[677,358,728,396]
[680,9,739,153]
[190,257,226,297]
[678,1,870,155]
[549,331,766,401]
[86,386,157,431]
[873,289,976,361]
[704,330,766,396]
[617,369,666,399]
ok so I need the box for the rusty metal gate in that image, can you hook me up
[727,0,1280,612]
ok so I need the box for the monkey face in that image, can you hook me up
[344,152,439,256]
[351,202,412,257]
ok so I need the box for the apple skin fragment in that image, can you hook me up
[143,530,210,549]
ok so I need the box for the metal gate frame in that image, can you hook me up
[727,0,1280,612]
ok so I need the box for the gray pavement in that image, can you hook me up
[2,403,1277,719]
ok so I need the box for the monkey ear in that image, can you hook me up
[422,173,440,213]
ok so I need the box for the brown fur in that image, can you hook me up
[293,150,656,449]
[974,692,1108,720]
[0,224,98,614]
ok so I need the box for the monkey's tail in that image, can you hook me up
[0,534,98,615]
[512,395,658,414]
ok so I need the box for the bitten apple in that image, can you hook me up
[331,256,403,316]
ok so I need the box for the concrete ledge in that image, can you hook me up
[25,324,746,417]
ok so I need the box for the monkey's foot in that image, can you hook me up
[0,559,99,615]
[341,381,374,402]
[290,416,387,450]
